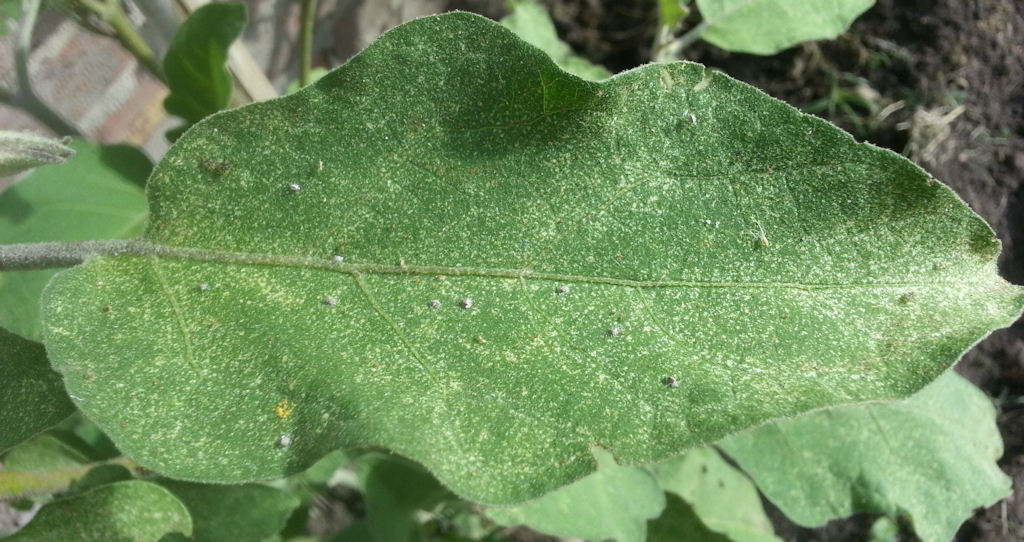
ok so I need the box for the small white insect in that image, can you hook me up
[608,326,622,337]
[664,376,680,388]
[460,298,474,309]
[429,299,442,310]
[689,113,697,124]
[331,255,344,263]
[555,285,570,295]
[288,183,301,192]
[197,283,209,292]
[276,434,293,449]
[322,296,338,306]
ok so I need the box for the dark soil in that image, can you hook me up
[530,0,1024,540]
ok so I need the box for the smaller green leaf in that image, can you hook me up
[0,131,74,177]
[501,0,611,81]
[163,2,247,140]
[6,481,192,542]
[3,435,87,471]
[486,448,665,542]
[355,453,452,542]
[658,0,690,29]
[868,516,899,542]
[695,0,874,55]
[647,494,731,542]
[286,67,330,95]
[158,480,300,542]
[0,330,74,452]
[0,140,150,340]
[719,371,1010,542]
[68,464,134,495]
[650,447,780,542]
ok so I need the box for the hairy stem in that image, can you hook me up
[7,0,82,136]
[298,0,319,87]
[74,0,166,82]
[0,240,138,271]
[674,20,708,53]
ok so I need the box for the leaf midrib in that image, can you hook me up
[108,240,977,291]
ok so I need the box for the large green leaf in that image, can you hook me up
[159,480,300,542]
[0,140,150,340]
[718,371,1010,542]
[486,447,665,542]
[163,2,246,140]
[5,481,192,541]
[695,0,875,55]
[39,12,1022,504]
[650,448,780,542]
[0,329,74,452]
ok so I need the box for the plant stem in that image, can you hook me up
[5,0,82,136]
[673,20,708,54]
[0,240,138,271]
[74,0,166,82]
[298,0,318,87]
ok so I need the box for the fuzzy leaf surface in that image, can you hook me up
[696,0,875,54]
[719,371,1010,542]
[40,12,1023,504]
[0,140,149,340]
[5,481,191,541]
[0,330,74,452]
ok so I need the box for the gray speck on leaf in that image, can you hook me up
[460,298,474,309]
[556,285,570,295]
[197,283,209,292]
[429,300,442,310]
[276,434,292,448]
[608,326,622,337]
[323,297,338,306]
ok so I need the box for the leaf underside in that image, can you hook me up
[40,13,1023,503]
[719,371,1011,542]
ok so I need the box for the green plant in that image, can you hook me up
[0,3,1020,541]
[653,0,877,60]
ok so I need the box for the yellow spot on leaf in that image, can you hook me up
[275,400,293,419]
